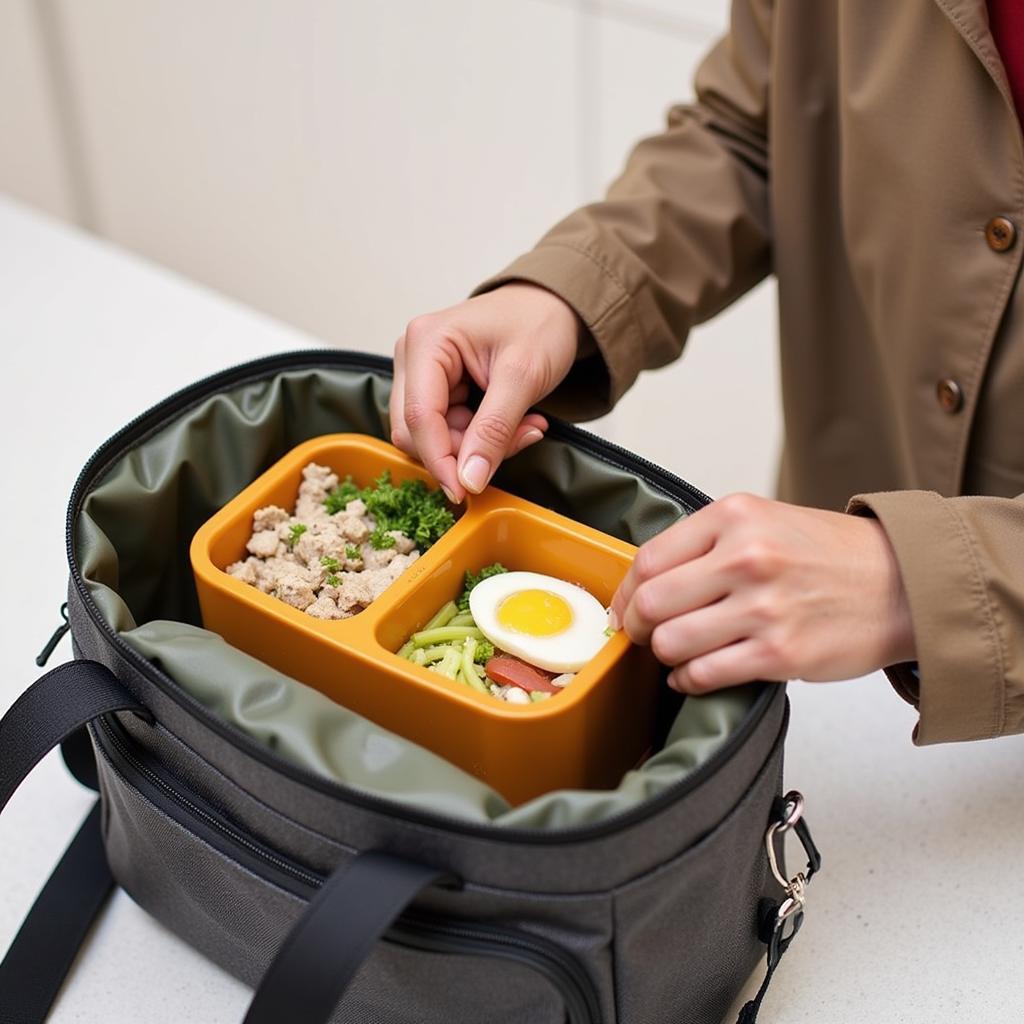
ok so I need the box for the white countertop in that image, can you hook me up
[1,195,1022,1023]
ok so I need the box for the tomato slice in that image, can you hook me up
[484,656,560,694]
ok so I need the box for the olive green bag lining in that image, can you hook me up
[75,365,757,828]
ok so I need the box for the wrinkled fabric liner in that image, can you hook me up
[75,364,757,827]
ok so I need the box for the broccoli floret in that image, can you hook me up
[473,639,495,664]
[457,563,508,611]
[286,523,308,548]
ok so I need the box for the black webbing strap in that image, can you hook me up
[0,660,148,1024]
[0,659,148,814]
[243,851,460,1024]
[0,803,110,1024]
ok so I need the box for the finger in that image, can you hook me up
[647,598,747,667]
[390,335,412,452]
[449,380,470,407]
[449,414,545,463]
[522,411,548,435]
[611,506,721,629]
[508,421,545,457]
[456,358,542,494]
[445,404,474,452]
[621,554,730,645]
[404,327,464,502]
[667,640,784,695]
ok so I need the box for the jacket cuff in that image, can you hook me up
[847,490,1005,744]
[471,243,646,421]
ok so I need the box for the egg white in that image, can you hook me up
[468,571,609,673]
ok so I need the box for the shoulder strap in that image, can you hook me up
[244,851,459,1024]
[0,660,147,1024]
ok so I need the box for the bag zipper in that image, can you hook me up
[93,715,602,1024]
[66,347,779,844]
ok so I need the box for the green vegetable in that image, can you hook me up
[345,545,361,561]
[320,555,340,571]
[603,626,615,637]
[456,562,508,611]
[410,648,427,666]
[324,573,341,586]
[458,638,490,694]
[448,611,476,627]
[411,626,484,647]
[396,639,415,660]
[286,523,308,548]
[323,476,360,515]
[423,600,458,632]
[369,528,396,550]
[530,691,551,702]
[473,639,494,664]
[433,647,462,679]
[420,645,455,665]
[322,469,455,550]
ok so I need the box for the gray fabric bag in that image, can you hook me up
[0,351,820,1024]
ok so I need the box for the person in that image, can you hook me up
[390,0,1024,746]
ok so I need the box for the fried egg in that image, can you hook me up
[469,571,610,673]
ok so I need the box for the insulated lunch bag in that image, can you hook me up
[0,351,820,1024]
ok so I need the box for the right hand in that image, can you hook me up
[390,283,581,503]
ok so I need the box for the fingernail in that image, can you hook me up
[441,485,459,505]
[460,454,490,494]
[607,607,620,631]
[521,428,543,448]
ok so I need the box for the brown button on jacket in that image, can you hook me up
[475,0,1024,745]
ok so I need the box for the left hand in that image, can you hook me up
[609,493,917,693]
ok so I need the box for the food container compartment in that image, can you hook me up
[191,433,661,805]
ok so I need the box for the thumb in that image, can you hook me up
[457,361,541,494]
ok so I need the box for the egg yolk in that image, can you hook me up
[497,589,574,637]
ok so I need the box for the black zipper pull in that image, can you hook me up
[36,603,70,667]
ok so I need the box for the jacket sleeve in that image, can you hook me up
[847,490,1024,744]
[472,0,774,421]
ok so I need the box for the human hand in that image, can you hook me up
[390,283,580,503]
[609,494,916,693]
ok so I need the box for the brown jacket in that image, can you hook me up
[476,0,1024,745]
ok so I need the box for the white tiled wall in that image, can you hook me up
[0,0,781,497]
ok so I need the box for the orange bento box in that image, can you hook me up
[190,434,661,805]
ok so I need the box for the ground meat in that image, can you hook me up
[246,530,283,559]
[253,505,289,532]
[275,574,316,611]
[225,557,260,586]
[363,544,398,570]
[306,593,344,620]
[227,462,422,617]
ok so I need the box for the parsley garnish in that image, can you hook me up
[369,528,396,550]
[322,470,454,550]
